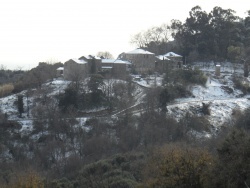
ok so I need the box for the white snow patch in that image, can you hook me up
[18,119,33,134]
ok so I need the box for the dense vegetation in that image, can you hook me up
[0,67,249,187]
[1,105,250,187]
[131,7,250,63]
[0,62,62,97]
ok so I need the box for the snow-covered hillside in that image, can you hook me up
[130,63,250,129]
[1,64,250,134]
[0,79,71,134]
[167,63,250,129]
[0,79,70,120]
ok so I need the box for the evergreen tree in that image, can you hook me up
[17,95,24,118]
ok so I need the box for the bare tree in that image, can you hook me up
[130,23,172,49]
[161,23,172,42]
[96,51,114,59]
[130,32,148,48]
[149,26,163,44]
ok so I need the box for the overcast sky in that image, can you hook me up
[0,0,249,70]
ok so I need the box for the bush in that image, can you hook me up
[48,178,74,188]
[6,171,44,188]
[212,130,250,187]
[77,153,143,188]
[159,84,191,110]
[233,76,250,94]
[142,144,214,188]
[58,86,78,112]
[234,107,250,130]
[177,68,207,86]
[0,83,14,97]
[201,102,211,115]
[164,67,207,86]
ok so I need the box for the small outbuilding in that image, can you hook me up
[155,52,183,73]
[155,55,171,73]
[101,59,131,79]
[215,65,221,76]
[162,52,183,68]
[56,67,64,77]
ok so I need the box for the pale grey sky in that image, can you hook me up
[0,0,249,70]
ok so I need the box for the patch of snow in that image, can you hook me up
[168,98,250,128]
[18,119,33,134]
[75,117,91,131]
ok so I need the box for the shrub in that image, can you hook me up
[235,107,250,130]
[48,178,74,188]
[164,67,207,86]
[58,86,78,112]
[201,102,211,115]
[142,144,214,188]
[77,153,145,188]
[159,84,191,111]
[6,171,44,188]
[212,130,250,187]
[177,68,207,86]
[233,76,250,94]
[0,83,14,97]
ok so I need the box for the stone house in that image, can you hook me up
[63,50,183,80]
[101,59,131,79]
[155,55,171,73]
[119,48,157,74]
[155,52,183,73]
[63,58,89,81]
[78,55,102,74]
[64,55,131,80]
[163,52,183,68]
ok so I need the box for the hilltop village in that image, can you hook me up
[56,49,183,80]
